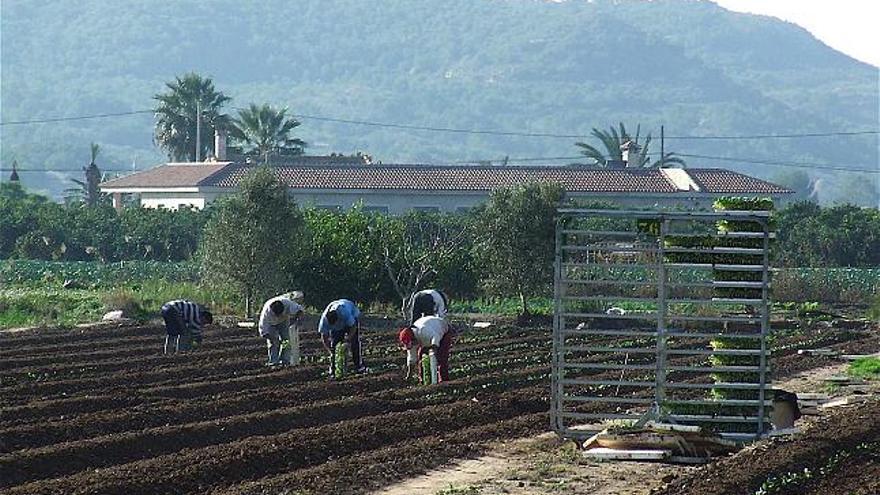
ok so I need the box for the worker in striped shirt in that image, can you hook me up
[161,299,213,354]
[408,289,448,324]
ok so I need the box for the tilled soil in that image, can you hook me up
[655,398,880,495]
[0,318,876,494]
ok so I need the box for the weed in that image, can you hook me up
[435,484,481,495]
[823,382,841,394]
[848,357,880,379]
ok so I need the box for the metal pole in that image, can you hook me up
[660,125,665,167]
[551,215,565,434]
[655,216,669,415]
[195,100,201,162]
[757,217,771,436]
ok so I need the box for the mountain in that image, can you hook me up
[1,0,877,204]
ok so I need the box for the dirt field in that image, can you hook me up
[0,316,877,494]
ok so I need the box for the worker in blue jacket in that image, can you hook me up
[318,299,368,376]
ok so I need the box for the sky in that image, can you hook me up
[714,0,880,67]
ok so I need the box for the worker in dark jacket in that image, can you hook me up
[161,299,213,354]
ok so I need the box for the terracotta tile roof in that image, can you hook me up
[100,163,229,188]
[225,153,371,166]
[208,164,681,193]
[101,160,792,197]
[687,169,792,194]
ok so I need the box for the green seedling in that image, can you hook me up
[334,342,348,379]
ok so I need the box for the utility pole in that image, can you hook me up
[660,124,665,167]
[195,100,201,162]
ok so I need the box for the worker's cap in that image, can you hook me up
[398,327,414,348]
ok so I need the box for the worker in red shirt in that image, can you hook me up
[398,315,455,383]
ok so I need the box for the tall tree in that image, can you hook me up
[474,182,564,316]
[772,170,817,202]
[154,73,232,162]
[65,143,106,207]
[575,123,686,168]
[381,211,470,318]
[198,166,305,316]
[230,103,306,164]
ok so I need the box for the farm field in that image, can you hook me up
[0,315,878,494]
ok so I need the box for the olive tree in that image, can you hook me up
[381,211,471,318]
[199,166,305,316]
[474,182,564,316]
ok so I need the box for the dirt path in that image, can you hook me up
[374,432,689,495]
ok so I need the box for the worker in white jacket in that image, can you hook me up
[408,289,449,324]
[398,315,455,383]
[258,294,304,366]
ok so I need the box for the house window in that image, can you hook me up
[316,205,342,212]
[456,206,473,213]
[363,206,389,214]
[413,206,440,213]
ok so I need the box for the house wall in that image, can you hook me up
[140,192,207,210]
[289,189,783,213]
[131,188,786,213]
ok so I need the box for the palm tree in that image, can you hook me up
[575,123,686,168]
[65,143,107,207]
[230,104,306,164]
[153,73,232,162]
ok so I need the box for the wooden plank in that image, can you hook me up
[472,322,493,329]
[841,353,880,361]
[824,375,866,384]
[594,434,685,452]
[584,448,671,461]
[237,321,255,328]
[795,393,830,400]
[645,422,702,433]
[768,427,801,437]
[668,456,711,464]
[797,348,839,356]
[818,396,869,410]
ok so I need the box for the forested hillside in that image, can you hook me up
[1,0,877,204]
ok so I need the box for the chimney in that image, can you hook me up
[214,129,227,161]
[9,159,20,182]
[620,141,642,168]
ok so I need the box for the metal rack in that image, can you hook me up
[551,209,773,442]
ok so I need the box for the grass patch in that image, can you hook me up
[0,281,240,329]
[848,357,880,379]
[435,484,481,495]
[452,297,552,316]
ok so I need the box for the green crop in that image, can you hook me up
[421,353,432,385]
[0,260,199,289]
[334,342,348,379]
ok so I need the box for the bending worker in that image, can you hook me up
[258,293,305,366]
[398,315,455,383]
[408,288,448,324]
[318,299,367,375]
[161,299,213,354]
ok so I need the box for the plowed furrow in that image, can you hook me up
[5,388,548,495]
